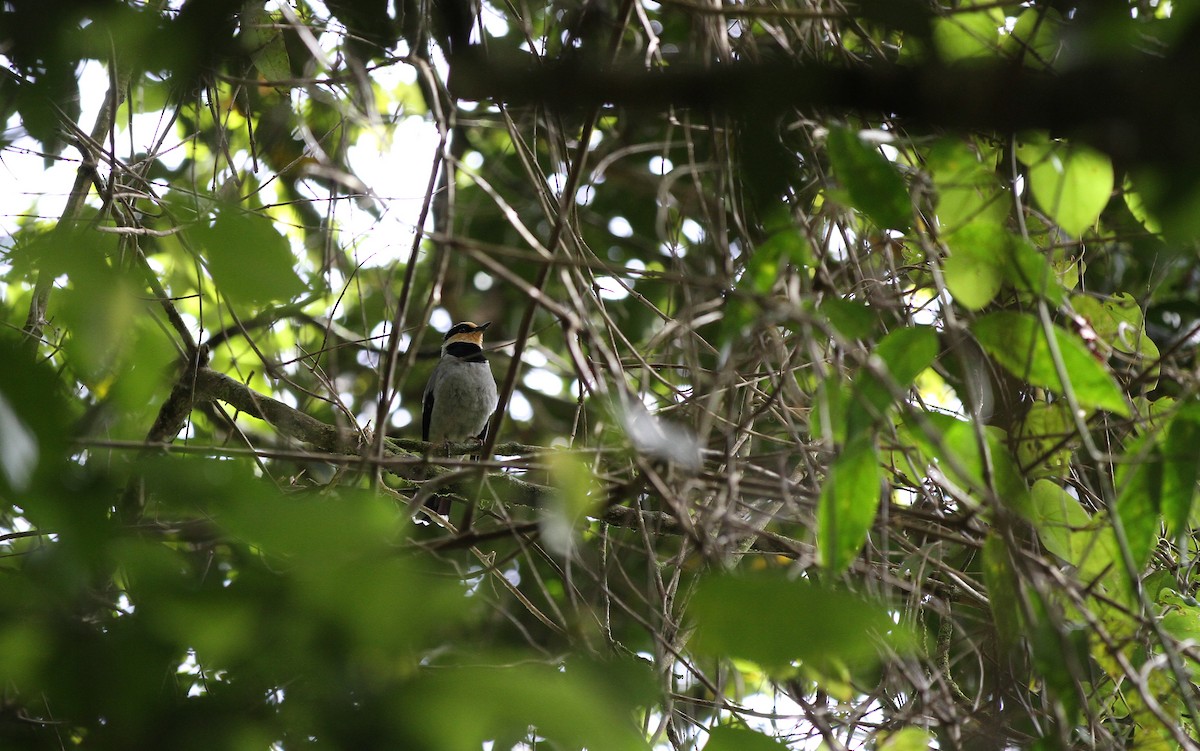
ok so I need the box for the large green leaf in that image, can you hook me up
[1014,402,1074,479]
[933,8,1003,61]
[927,138,1008,230]
[972,311,1129,416]
[1029,479,1093,563]
[940,419,1032,515]
[1003,8,1063,67]
[406,659,653,750]
[1017,133,1114,237]
[192,206,308,306]
[689,571,914,674]
[1163,406,1200,536]
[818,435,882,573]
[827,127,911,231]
[241,3,292,85]
[1114,434,1162,572]
[942,221,1007,309]
[982,533,1021,652]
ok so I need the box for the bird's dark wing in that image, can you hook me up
[422,387,434,441]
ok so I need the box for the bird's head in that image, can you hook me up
[443,320,491,349]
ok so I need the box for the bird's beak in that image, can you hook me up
[474,321,492,331]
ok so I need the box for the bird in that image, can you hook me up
[421,321,499,516]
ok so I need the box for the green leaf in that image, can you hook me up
[407,659,652,751]
[942,221,1007,309]
[1004,8,1063,67]
[1017,133,1114,237]
[1162,406,1200,536]
[1114,435,1162,572]
[1163,608,1200,653]
[241,3,292,85]
[705,725,790,751]
[1025,589,1083,726]
[689,571,914,674]
[1014,402,1074,479]
[971,311,1129,416]
[818,435,882,573]
[927,138,1009,230]
[812,376,848,445]
[1029,479,1093,563]
[192,205,307,306]
[879,727,937,751]
[1007,238,1064,305]
[933,9,1003,61]
[0,337,72,497]
[940,419,1032,515]
[826,127,911,231]
[747,224,810,294]
[818,297,877,340]
[1122,177,1162,234]
[543,453,601,556]
[849,325,938,433]
[982,533,1022,652]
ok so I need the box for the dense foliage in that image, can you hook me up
[3,1,1200,749]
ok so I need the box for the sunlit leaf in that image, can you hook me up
[878,727,937,751]
[933,9,1003,61]
[972,311,1129,416]
[1017,133,1114,237]
[1123,178,1162,234]
[943,221,1007,309]
[1004,8,1063,67]
[1029,479,1092,563]
[927,138,1009,230]
[241,3,292,85]
[192,206,307,306]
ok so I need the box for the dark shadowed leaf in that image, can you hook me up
[827,127,911,231]
[1115,435,1162,571]
[982,533,1022,652]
